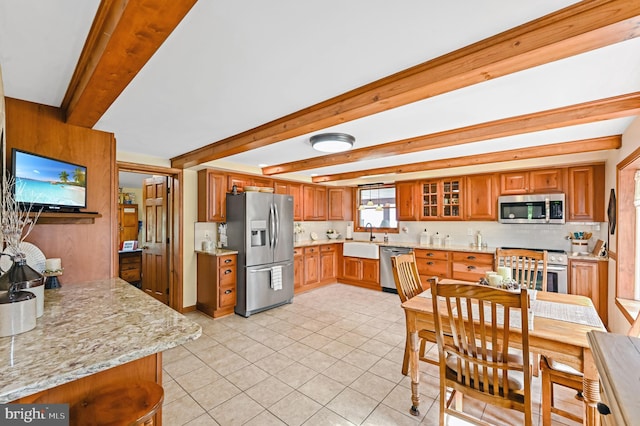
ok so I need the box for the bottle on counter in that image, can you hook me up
[432,232,442,247]
[475,231,482,248]
[444,234,452,247]
[420,229,431,246]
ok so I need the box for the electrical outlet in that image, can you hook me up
[467,228,473,236]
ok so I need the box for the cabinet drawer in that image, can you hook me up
[451,252,494,265]
[120,269,141,282]
[451,262,494,282]
[416,258,449,277]
[293,248,303,256]
[217,255,236,267]
[120,262,140,272]
[219,265,236,286]
[320,244,336,253]
[415,249,449,261]
[219,285,236,308]
[304,246,318,255]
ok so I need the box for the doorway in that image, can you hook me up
[116,161,183,311]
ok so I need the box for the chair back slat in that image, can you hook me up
[430,278,532,422]
[496,249,548,291]
[391,253,424,302]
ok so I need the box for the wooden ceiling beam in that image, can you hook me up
[311,136,621,183]
[265,92,640,175]
[171,0,640,168]
[62,0,198,128]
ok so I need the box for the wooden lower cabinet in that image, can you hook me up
[340,256,379,289]
[414,249,450,286]
[451,252,494,282]
[118,250,142,287]
[296,244,337,293]
[197,253,237,318]
[569,258,608,326]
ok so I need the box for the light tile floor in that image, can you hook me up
[163,284,583,425]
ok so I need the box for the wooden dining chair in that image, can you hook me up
[540,311,640,425]
[495,249,548,291]
[429,278,533,426]
[391,253,438,374]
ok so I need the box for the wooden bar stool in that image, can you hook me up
[71,380,164,426]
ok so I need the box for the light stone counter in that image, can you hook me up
[0,278,202,403]
[194,248,238,256]
[295,239,496,254]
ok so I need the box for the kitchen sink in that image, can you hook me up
[343,241,379,259]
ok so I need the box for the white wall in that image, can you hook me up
[606,115,640,333]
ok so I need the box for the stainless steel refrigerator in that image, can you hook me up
[226,192,294,317]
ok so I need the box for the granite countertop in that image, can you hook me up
[195,248,239,256]
[0,278,202,403]
[294,239,496,254]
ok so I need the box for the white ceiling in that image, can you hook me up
[1,1,638,185]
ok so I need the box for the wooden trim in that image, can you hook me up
[63,0,198,127]
[271,92,636,176]
[608,250,617,261]
[171,0,640,169]
[616,297,640,325]
[312,136,620,183]
[181,305,196,313]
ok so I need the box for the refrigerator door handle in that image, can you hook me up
[250,268,273,273]
[274,202,280,249]
[269,204,276,248]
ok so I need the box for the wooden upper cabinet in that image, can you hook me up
[500,168,564,195]
[568,164,604,222]
[396,181,418,221]
[328,187,352,221]
[227,173,272,192]
[198,169,226,222]
[275,182,303,221]
[303,185,327,221]
[465,174,497,221]
[419,178,463,220]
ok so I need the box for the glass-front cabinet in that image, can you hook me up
[420,178,463,220]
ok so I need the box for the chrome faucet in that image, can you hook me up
[365,223,375,241]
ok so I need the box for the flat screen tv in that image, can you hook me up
[11,148,87,212]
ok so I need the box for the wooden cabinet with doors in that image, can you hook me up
[414,249,450,286]
[451,251,494,282]
[465,174,498,220]
[419,178,463,220]
[396,180,418,221]
[118,204,139,247]
[569,258,608,326]
[567,164,605,222]
[227,173,273,193]
[275,182,303,221]
[197,253,237,318]
[298,244,336,293]
[303,185,327,220]
[500,168,564,195]
[328,187,352,221]
[197,169,227,222]
[339,256,379,289]
[118,250,142,287]
[303,246,320,287]
[320,244,337,282]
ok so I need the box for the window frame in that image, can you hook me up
[354,183,399,233]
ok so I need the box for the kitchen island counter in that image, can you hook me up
[0,278,201,404]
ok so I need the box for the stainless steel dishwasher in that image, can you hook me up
[380,246,414,293]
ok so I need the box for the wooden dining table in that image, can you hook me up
[401,279,607,426]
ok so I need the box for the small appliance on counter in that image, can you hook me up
[0,289,36,337]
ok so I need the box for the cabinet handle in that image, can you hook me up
[224,289,232,294]
[426,261,434,266]
[224,269,232,274]
[427,253,434,257]
[467,265,476,270]
[467,255,476,260]
[224,259,232,263]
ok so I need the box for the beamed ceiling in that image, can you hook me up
[0,0,639,185]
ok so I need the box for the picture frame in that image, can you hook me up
[122,240,137,251]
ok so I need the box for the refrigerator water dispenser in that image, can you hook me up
[250,220,267,246]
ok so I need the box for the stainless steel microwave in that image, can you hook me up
[498,194,565,224]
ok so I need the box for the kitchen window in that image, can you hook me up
[356,184,398,231]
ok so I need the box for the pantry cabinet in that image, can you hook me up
[569,258,608,326]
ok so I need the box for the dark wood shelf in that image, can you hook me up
[30,212,102,224]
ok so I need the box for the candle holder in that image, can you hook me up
[44,270,63,289]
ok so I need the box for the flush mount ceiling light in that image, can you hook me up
[310,133,355,153]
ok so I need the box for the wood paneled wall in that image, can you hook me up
[5,98,116,283]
